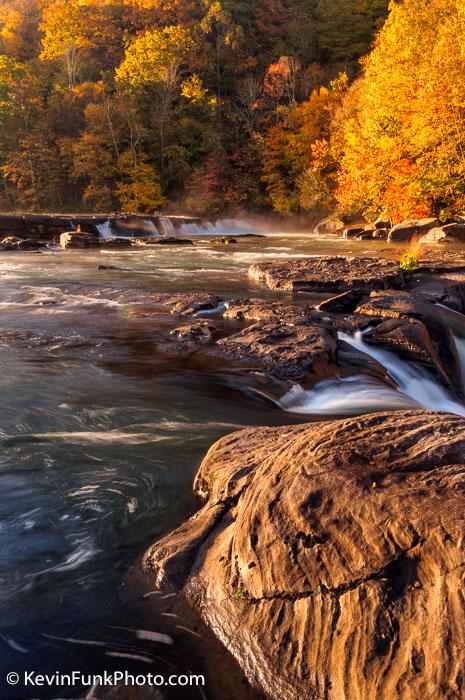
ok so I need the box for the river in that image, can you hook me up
[0,229,462,699]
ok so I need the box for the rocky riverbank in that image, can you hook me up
[140,252,465,699]
[146,410,465,700]
[320,213,465,244]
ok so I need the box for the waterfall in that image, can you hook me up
[340,331,465,415]
[279,376,418,416]
[96,221,113,239]
[280,330,465,417]
[179,222,206,236]
[435,303,465,391]
[178,218,258,237]
[158,217,176,237]
[143,220,160,237]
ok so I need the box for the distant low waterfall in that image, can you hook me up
[158,217,176,237]
[96,221,113,239]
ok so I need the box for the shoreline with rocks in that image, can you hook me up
[3,212,465,698]
[135,250,465,700]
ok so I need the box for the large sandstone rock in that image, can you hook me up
[146,411,465,700]
[0,236,43,250]
[145,292,220,316]
[388,218,441,243]
[249,257,405,293]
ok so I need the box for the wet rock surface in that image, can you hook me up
[143,238,194,246]
[144,292,220,316]
[146,410,465,700]
[420,223,465,244]
[249,257,406,293]
[207,319,337,384]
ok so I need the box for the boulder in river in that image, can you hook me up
[60,231,100,249]
[342,226,365,239]
[314,216,345,236]
[210,236,238,245]
[205,317,337,385]
[419,223,465,244]
[388,218,441,243]
[145,238,194,246]
[374,216,391,229]
[146,292,220,316]
[100,237,132,248]
[0,236,43,250]
[146,410,465,700]
[373,228,389,240]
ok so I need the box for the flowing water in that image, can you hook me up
[1,229,465,699]
[280,331,465,416]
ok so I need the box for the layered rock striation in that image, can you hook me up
[146,410,465,700]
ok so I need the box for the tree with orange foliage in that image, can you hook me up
[336,0,465,221]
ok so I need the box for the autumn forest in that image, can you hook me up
[0,0,462,222]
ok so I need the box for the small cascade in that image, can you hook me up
[158,217,176,237]
[96,220,113,239]
[143,219,160,237]
[340,331,465,416]
[280,331,465,417]
[435,303,465,391]
[179,222,206,236]
[279,376,418,416]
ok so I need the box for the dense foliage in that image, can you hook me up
[0,0,389,213]
[335,0,465,222]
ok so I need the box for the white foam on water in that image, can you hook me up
[280,330,465,417]
[340,331,465,416]
[279,376,418,416]
[7,431,174,445]
[179,218,259,237]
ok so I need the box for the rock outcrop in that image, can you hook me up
[388,218,441,242]
[419,223,465,244]
[60,231,100,248]
[208,318,337,384]
[0,236,43,250]
[249,257,406,294]
[146,410,465,700]
[145,292,220,316]
[314,216,345,236]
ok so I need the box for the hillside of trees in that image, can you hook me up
[14,0,465,223]
[0,0,391,214]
